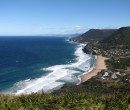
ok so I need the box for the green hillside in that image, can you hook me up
[100,27,130,45]
[70,29,116,43]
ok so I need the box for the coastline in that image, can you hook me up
[80,55,108,83]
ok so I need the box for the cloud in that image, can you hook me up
[42,26,88,34]
[74,25,82,30]
[75,25,81,28]
[63,26,88,34]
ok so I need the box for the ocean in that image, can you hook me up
[0,36,95,95]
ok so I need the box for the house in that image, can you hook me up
[103,72,109,77]
[111,73,118,79]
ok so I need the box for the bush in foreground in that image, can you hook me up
[0,91,130,110]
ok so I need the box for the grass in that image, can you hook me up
[0,80,130,110]
[0,92,130,110]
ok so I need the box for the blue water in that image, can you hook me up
[0,36,95,95]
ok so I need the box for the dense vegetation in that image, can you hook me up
[0,92,130,110]
[100,27,130,45]
[0,78,130,110]
[70,29,116,43]
[106,57,130,70]
[0,66,129,109]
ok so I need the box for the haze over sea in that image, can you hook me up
[0,36,95,95]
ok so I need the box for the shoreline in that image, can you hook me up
[80,55,108,83]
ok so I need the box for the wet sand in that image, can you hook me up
[80,55,108,82]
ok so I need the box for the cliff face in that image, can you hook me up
[70,29,116,43]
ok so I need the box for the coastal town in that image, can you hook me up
[85,42,130,57]
[76,27,130,86]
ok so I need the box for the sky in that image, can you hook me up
[0,0,130,35]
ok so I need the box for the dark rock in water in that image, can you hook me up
[82,45,97,55]
[92,51,97,55]
[82,47,89,54]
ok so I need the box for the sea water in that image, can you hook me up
[0,36,95,95]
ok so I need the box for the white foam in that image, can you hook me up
[8,43,95,95]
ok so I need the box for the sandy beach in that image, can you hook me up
[80,55,108,83]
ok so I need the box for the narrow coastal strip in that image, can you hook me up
[80,55,108,82]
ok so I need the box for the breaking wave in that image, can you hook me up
[5,43,95,95]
